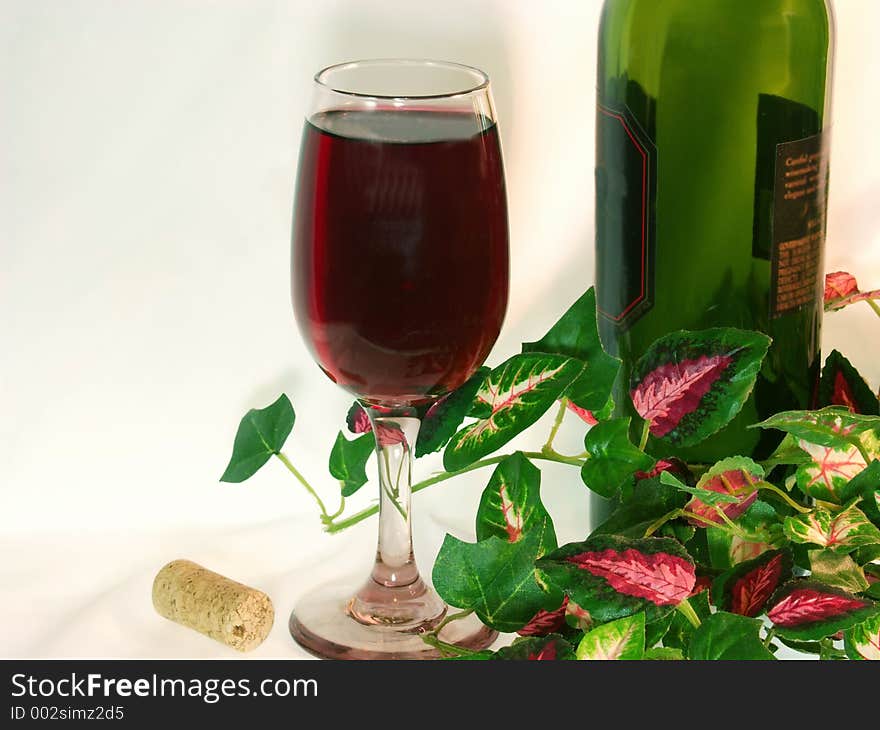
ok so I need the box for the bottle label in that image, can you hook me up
[769,132,829,318]
[595,103,657,330]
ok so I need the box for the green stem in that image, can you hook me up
[276,451,330,518]
[642,508,684,538]
[542,399,568,454]
[675,599,701,629]
[327,496,346,521]
[763,627,777,649]
[431,609,473,635]
[638,420,651,451]
[850,437,873,465]
[756,481,811,514]
[865,297,880,320]
[421,633,479,657]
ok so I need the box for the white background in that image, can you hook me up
[2,0,879,657]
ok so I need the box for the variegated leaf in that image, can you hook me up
[711,549,793,617]
[844,612,880,660]
[824,271,880,312]
[795,440,869,502]
[767,579,880,641]
[576,612,645,660]
[783,504,880,552]
[756,406,880,451]
[676,456,761,527]
[537,535,696,623]
[630,328,770,447]
[416,367,489,457]
[517,597,568,637]
[443,353,582,471]
[808,549,870,593]
[494,635,576,661]
[818,350,880,415]
[476,452,556,553]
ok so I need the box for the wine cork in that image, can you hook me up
[152,559,274,652]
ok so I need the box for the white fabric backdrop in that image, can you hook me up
[2,0,878,658]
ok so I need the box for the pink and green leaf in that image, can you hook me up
[783,504,880,551]
[536,535,696,623]
[675,456,762,526]
[711,548,793,617]
[755,406,880,451]
[844,612,880,660]
[443,353,583,471]
[767,579,880,640]
[476,452,556,554]
[795,440,869,502]
[824,271,880,312]
[415,367,489,457]
[629,328,770,447]
[494,634,576,661]
[517,597,568,637]
[818,350,879,415]
[575,612,645,660]
[580,418,655,498]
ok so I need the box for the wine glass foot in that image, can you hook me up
[289,583,498,660]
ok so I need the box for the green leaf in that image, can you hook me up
[590,477,688,539]
[220,394,295,482]
[762,434,812,472]
[711,549,793,617]
[643,647,685,660]
[580,418,654,499]
[523,288,621,411]
[328,432,374,497]
[443,353,583,471]
[844,612,880,660]
[494,635,576,661]
[783,503,880,552]
[767,579,880,641]
[433,518,557,633]
[476,453,556,552]
[818,349,880,415]
[755,406,880,451]
[536,535,696,624]
[808,549,870,593]
[576,613,645,660]
[630,328,771,447]
[415,368,488,458]
[688,612,776,660]
[705,500,782,570]
[662,591,711,652]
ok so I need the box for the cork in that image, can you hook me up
[152,559,274,652]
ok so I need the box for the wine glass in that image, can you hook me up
[289,59,509,659]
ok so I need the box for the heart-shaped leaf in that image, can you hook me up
[688,612,775,660]
[537,535,696,623]
[443,354,582,471]
[580,418,654,499]
[522,288,621,412]
[795,441,869,502]
[576,612,646,660]
[818,350,880,415]
[844,612,880,660]
[755,407,880,451]
[416,368,489,457]
[329,432,374,496]
[809,549,870,593]
[767,580,880,641]
[630,328,770,447]
[433,517,558,633]
[476,452,556,553]
[783,504,880,552]
[710,549,793,617]
[220,394,295,482]
[493,635,576,661]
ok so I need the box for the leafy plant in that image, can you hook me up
[222,274,880,660]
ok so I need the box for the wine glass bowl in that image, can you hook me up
[289,60,509,658]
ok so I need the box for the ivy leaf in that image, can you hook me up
[522,287,621,411]
[688,612,776,660]
[443,354,582,471]
[755,406,880,451]
[795,440,869,502]
[537,535,696,623]
[328,432,374,496]
[220,394,295,482]
[630,328,770,447]
[809,549,870,593]
[415,368,488,458]
[711,549,793,617]
[576,612,645,660]
[433,518,557,633]
[476,452,556,553]
[590,476,688,539]
[783,504,880,552]
[844,612,880,660]
[818,350,880,415]
[493,635,576,661]
[580,418,654,499]
[767,579,880,641]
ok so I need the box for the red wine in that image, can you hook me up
[292,110,509,406]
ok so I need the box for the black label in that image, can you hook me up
[595,103,657,330]
[769,132,828,317]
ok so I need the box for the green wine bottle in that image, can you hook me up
[595,0,834,465]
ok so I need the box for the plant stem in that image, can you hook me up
[421,632,479,657]
[763,628,777,649]
[756,481,812,514]
[431,609,473,635]
[643,509,684,538]
[638,420,651,451]
[865,298,880,320]
[675,599,701,629]
[850,437,873,465]
[542,399,568,454]
[276,451,330,518]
